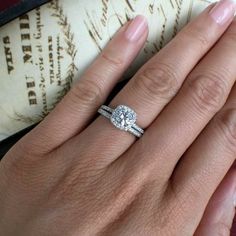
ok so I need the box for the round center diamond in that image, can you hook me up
[111,105,137,131]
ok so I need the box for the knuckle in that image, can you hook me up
[214,108,236,153]
[69,79,103,107]
[188,73,228,114]
[135,63,179,101]
[169,177,203,210]
[48,164,102,202]
[100,50,124,69]
[181,26,210,49]
[1,144,45,189]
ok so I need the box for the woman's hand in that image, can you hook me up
[0,0,236,235]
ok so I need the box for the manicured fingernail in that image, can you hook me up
[209,0,236,25]
[125,15,148,42]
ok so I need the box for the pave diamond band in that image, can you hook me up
[98,105,144,138]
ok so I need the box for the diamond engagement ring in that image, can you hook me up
[98,105,144,138]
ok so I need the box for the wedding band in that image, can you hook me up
[98,105,144,138]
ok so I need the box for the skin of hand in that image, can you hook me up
[0,0,236,235]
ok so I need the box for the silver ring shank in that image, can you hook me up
[98,106,144,138]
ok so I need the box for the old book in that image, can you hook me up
[0,0,213,141]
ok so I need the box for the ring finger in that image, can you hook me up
[23,16,148,154]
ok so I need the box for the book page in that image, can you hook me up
[0,0,213,140]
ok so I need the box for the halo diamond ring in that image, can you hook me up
[98,105,144,138]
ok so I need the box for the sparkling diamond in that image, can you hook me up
[111,105,137,131]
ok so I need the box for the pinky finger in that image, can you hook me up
[195,167,236,236]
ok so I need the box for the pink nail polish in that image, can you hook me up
[125,15,148,42]
[209,0,236,25]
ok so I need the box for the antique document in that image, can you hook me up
[0,0,213,140]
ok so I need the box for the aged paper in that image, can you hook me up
[0,0,213,140]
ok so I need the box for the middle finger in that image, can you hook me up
[125,13,236,184]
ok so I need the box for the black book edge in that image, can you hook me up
[0,0,49,26]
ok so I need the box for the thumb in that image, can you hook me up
[195,166,236,236]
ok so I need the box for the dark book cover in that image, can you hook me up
[0,0,49,26]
